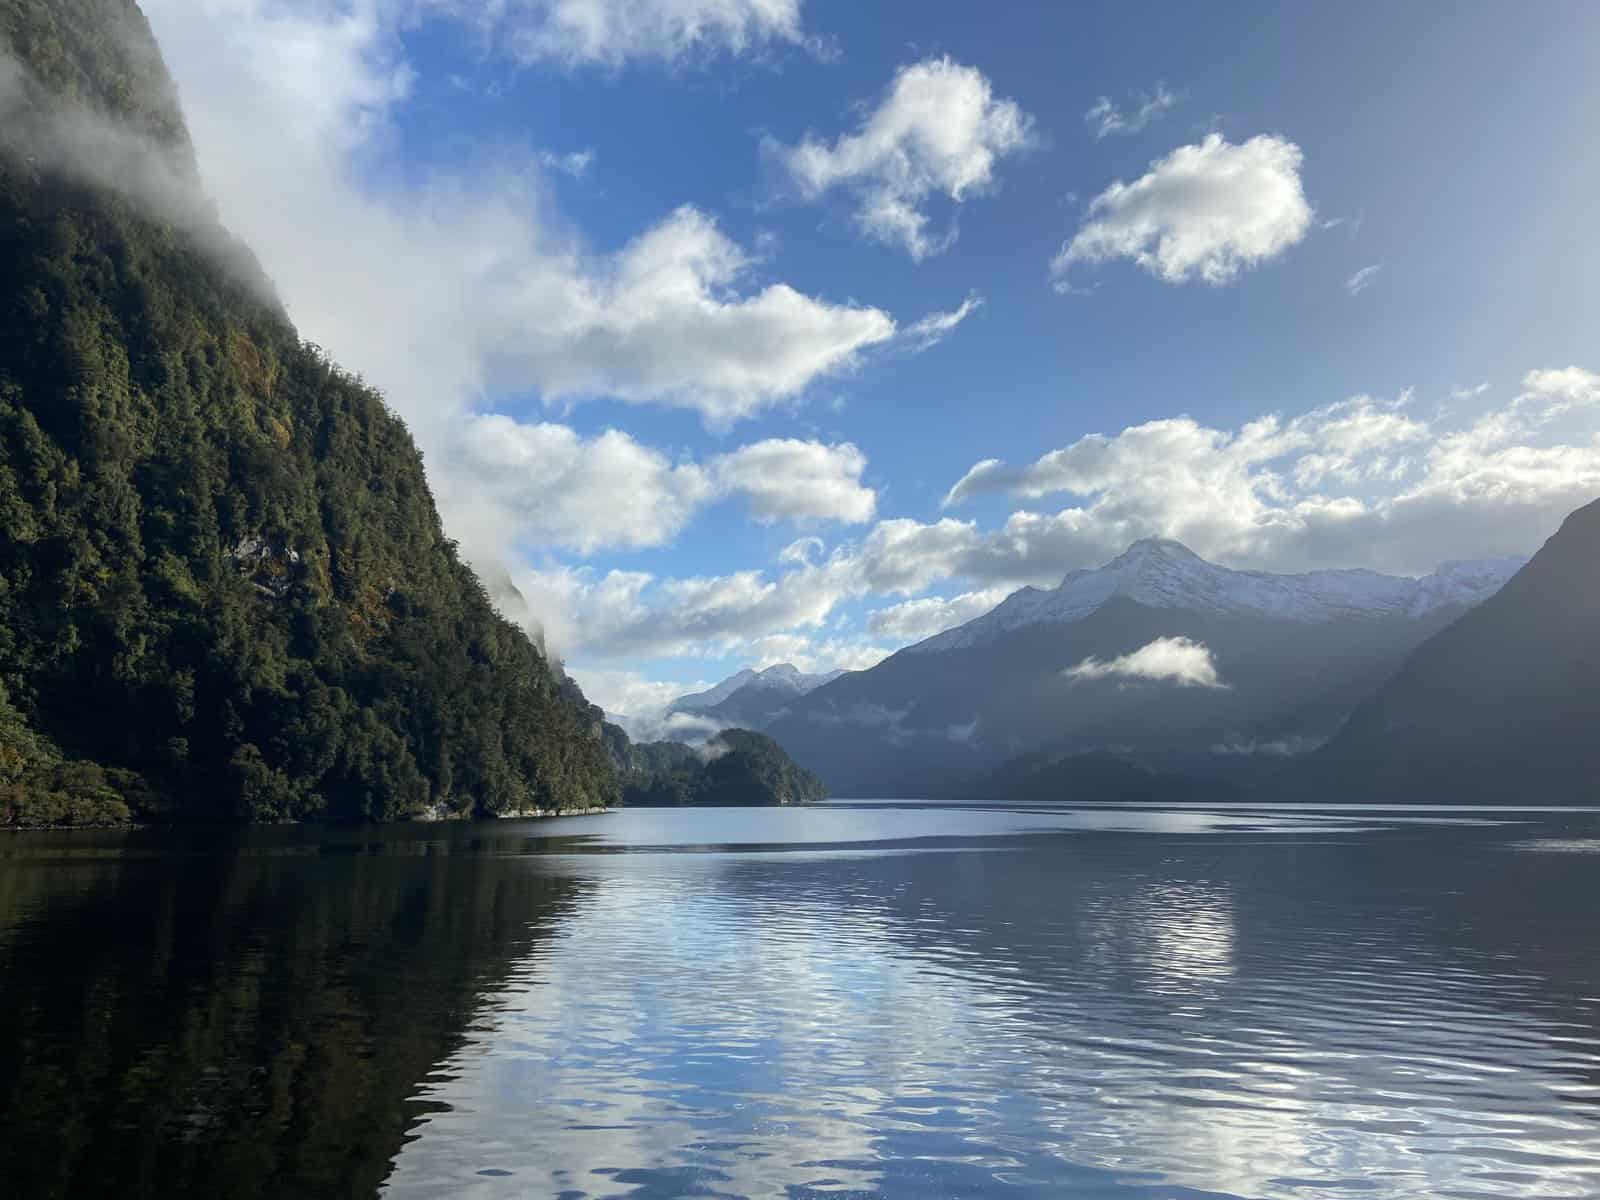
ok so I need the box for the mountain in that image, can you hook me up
[1303,499,1600,804]
[613,728,828,807]
[765,539,1523,798]
[0,0,616,824]
[916,539,1525,652]
[670,663,846,730]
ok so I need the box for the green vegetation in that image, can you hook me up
[614,728,828,807]
[0,0,617,824]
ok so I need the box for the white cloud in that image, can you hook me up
[1346,263,1381,295]
[766,57,1035,260]
[568,667,712,721]
[537,147,595,177]
[488,0,810,69]
[1084,83,1177,139]
[450,421,877,555]
[865,588,1012,641]
[1052,133,1312,288]
[481,203,896,428]
[517,555,861,662]
[1519,366,1600,417]
[712,439,876,525]
[508,370,1596,669]
[138,0,898,598]
[899,291,983,353]
[1067,637,1225,688]
[451,417,713,554]
[936,371,1600,578]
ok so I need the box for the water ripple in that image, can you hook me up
[381,805,1600,1199]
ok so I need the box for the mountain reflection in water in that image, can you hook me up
[2,803,1599,1199]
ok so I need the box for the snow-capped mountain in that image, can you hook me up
[763,537,1527,798]
[671,663,847,729]
[672,669,762,713]
[913,539,1525,654]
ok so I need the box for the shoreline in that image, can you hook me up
[3,805,618,833]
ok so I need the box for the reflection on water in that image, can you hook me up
[2,805,1600,1198]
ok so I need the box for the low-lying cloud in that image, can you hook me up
[1066,637,1226,688]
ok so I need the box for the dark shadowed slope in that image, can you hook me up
[1303,498,1600,804]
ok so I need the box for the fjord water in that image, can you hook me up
[2,805,1599,1199]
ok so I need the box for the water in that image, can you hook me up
[3,802,1599,1199]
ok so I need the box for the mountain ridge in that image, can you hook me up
[913,538,1525,654]
[765,538,1526,798]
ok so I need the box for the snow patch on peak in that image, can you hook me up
[910,544,1526,654]
[672,663,844,712]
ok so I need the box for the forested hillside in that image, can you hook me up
[612,728,828,807]
[0,0,617,823]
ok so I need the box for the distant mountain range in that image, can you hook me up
[754,539,1525,797]
[669,663,846,730]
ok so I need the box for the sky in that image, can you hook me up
[131,0,1600,721]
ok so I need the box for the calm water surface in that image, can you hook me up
[3,801,1599,1198]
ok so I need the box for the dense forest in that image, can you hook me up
[609,727,828,807]
[0,0,618,823]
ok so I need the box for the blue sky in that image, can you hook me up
[138,0,1600,718]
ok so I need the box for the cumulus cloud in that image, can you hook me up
[1346,263,1381,295]
[934,374,1600,577]
[515,555,860,662]
[1066,637,1225,688]
[515,368,1594,685]
[449,422,876,555]
[766,57,1035,259]
[865,587,1012,641]
[479,203,895,428]
[712,439,875,525]
[449,418,711,554]
[489,0,810,69]
[1084,83,1177,139]
[1052,133,1312,288]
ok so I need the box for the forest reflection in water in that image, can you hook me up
[2,804,1599,1198]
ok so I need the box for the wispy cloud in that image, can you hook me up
[899,291,983,353]
[1346,263,1382,295]
[1084,83,1178,138]
[537,147,595,177]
